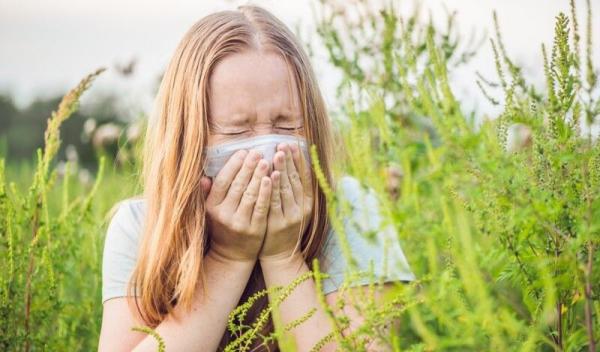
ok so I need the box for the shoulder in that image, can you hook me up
[318,174,415,294]
[102,197,146,303]
[335,175,381,227]
[327,174,386,243]
[336,174,369,201]
[104,198,146,242]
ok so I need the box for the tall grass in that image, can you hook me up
[0,1,598,351]
[308,0,599,350]
[0,68,106,351]
[0,68,143,351]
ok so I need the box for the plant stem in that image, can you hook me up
[23,195,41,352]
[584,243,596,352]
[556,301,563,351]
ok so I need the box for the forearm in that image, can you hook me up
[132,251,255,352]
[260,254,338,351]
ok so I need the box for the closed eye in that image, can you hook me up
[221,126,303,135]
[222,130,249,135]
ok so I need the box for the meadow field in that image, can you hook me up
[0,0,599,351]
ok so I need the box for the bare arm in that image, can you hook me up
[98,251,255,352]
[260,255,337,351]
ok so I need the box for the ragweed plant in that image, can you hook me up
[313,0,599,351]
[1,1,599,351]
[312,0,485,151]
[466,0,600,349]
[0,68,108,351]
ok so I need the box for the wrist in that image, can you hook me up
[206,249,257,270]
[259,251,305,270]
[260,252,309,290]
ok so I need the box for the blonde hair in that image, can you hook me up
[124,4,335,350]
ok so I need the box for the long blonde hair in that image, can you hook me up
[125,4,335,350]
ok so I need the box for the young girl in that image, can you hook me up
[98,4,414,351]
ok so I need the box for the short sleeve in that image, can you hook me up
[318,175,415,295]
[101,199,143,303]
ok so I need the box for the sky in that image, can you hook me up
[0,0,598,119]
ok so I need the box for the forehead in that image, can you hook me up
[208,49,302,124]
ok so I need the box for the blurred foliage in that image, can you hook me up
[0,60,148,174]
[305,0,600,350]
[311,0,485,146]
[1,0,599,351]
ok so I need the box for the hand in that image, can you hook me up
[259,142,314,262]
[202,149,272,263]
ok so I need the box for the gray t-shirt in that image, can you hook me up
[102,175,415,303]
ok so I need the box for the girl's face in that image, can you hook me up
[207,49,305,147]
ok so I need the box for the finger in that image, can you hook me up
[283,143,303,202]
[207,149,248,205]
[274,146,295,214]
[269,170,283,217]
[237,159,270,222]
[290,142,313,199]
[251,176,272,227]
[222,149,262,209]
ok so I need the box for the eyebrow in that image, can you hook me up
[228,114,250,126]
[275,112,301,121]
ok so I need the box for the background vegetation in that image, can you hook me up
[0,0,598,351]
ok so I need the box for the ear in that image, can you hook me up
[200,176,212,196]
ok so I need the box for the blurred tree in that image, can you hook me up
[0,92,126,170]
[0,94,17,134]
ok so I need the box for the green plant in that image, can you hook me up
[1,1,598,351]
[0,68,109,351]
[313,0,599,350]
